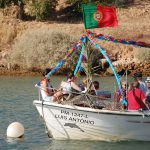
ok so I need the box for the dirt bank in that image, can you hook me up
[0,1,150,76]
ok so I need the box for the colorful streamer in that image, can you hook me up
[75,66,84,78]
[45,35,87,78]
[74,37,86,76]
[40,29,148,107]
[87,35,126,105]
[87,30,150,48]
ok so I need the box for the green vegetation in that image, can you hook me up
[0,0,149,76]
[66,0,131,6]
[9,28,103,73]
[0,0,24,8]
[0,0,11,8]
[27,0,58,21]
[0,0,133,21]
[60,0,133,20]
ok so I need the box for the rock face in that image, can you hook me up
[0,1,150,76]
[106,61,150,76]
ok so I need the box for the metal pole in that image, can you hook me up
[125,70,128,101]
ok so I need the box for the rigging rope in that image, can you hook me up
[87,36,127,107]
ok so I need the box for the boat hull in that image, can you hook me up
[33,100,150,141]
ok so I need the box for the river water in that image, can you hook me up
[0,76,150,150]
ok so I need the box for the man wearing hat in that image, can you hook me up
[40,68,55,102]
[145,77,150,103]
[134,72,147,94]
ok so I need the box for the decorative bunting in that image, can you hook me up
[74,37,86,76]
[87,30,150,48]
[39,29,149,104]
[45,36,87,78]
[76,66,83,78]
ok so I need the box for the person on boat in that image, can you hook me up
[89,81,111,100]
[127,79,150,111]
[53,72,82,102]
[89,81,99,95]
[93,81,111,99]
[134,72,147,94]
[145,77,150,103]
[62,72,82,93]
[40,68,55,102]
[78,78,89,91]
[114,80,128,110]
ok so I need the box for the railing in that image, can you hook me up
[35,83,113,110]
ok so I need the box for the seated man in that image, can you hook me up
[90,81,99,95]
[53,72,82,102]
[40,68,55,102]
[90,81,111,99]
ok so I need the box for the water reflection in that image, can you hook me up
[6,137,25,144]
[31,140,150,150]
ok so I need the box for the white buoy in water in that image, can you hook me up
[7,122,24,138]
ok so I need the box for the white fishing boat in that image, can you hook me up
[33,31,150,141]
[33,100,150,141]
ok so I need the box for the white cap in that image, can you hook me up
[145,77,150,83]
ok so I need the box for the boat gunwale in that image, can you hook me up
[33,100,150,117]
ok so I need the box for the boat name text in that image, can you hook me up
[54,110,95,125]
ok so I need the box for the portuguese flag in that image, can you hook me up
[82,4,118,29]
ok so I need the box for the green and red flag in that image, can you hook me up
[82,4,118,29]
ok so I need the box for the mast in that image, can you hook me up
[85,41,93,91]
[125,69,128,102]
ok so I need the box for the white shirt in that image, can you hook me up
[41,80,53,102]
[61,80,72,93]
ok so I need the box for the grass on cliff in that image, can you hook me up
[134,48,150,62]
[9,26,150,74]
[9,27,104,74]
[0,23,17,46]
[9,28,80,71]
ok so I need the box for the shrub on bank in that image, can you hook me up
[9,27,104,74]
[9,28,79,71]
[26,0,58,21]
